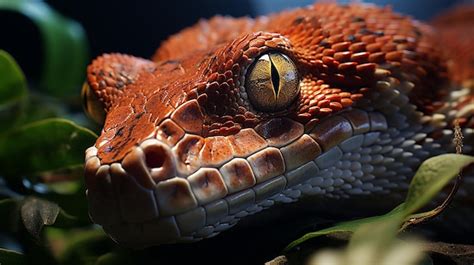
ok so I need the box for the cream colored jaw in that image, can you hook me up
[84,107,387,247]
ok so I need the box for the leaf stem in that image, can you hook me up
[401,119,464,229]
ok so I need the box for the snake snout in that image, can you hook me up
[121,139,177,189]
[84,138,177,195]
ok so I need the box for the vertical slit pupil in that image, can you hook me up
[269,57,280,96]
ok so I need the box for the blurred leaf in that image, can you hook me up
[0,118,97,178]
[20,93,65,125]
[341,216,426,265]
[285,154,474,251]
[0,50,28,132]
[21,197,60,240]
[44,190,90,226]
[347,214,403,249]
[307,236,426,265]
[35,166,90,224]
[53,208,81,228]
[47,180,81,195]
[20,197,78,240]
[18,92,96,132]
[1,195,84,244]
[52,228,114,265]
[0,0,88,97]
[0,248,27,265]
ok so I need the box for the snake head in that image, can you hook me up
[83,3,449,247]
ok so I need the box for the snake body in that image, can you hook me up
[83,3,474,247]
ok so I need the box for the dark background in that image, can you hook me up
[1,0,468,80]
[47,0,254,58]
[48,0,464,58]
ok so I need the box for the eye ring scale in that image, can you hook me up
[245,52,300,112]
[82,82,106,125]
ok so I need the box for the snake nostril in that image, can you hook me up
[140,139,176,182]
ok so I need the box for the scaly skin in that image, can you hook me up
[83,3,474,247]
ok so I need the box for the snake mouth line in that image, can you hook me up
[84,107,388,246]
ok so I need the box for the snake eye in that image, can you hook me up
[245,52,299,112]
[81,82,106,124]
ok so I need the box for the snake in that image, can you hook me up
[82,3,474,247]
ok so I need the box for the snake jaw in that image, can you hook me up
[84,107,394,247]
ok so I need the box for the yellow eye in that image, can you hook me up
[245,52,299,112]
[81,82,106,124]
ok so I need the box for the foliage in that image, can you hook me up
[0,1,99,264]
[0,119,97,178]
[0,50,28,132]
[0,0,88,98]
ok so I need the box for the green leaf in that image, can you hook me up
[0,50,28,132]
[285,154,474,251]
[0,0,88,97]
[0,248,27,265]
[403,154,474,214]
[284,204,406,251]
[0,118,97,178]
